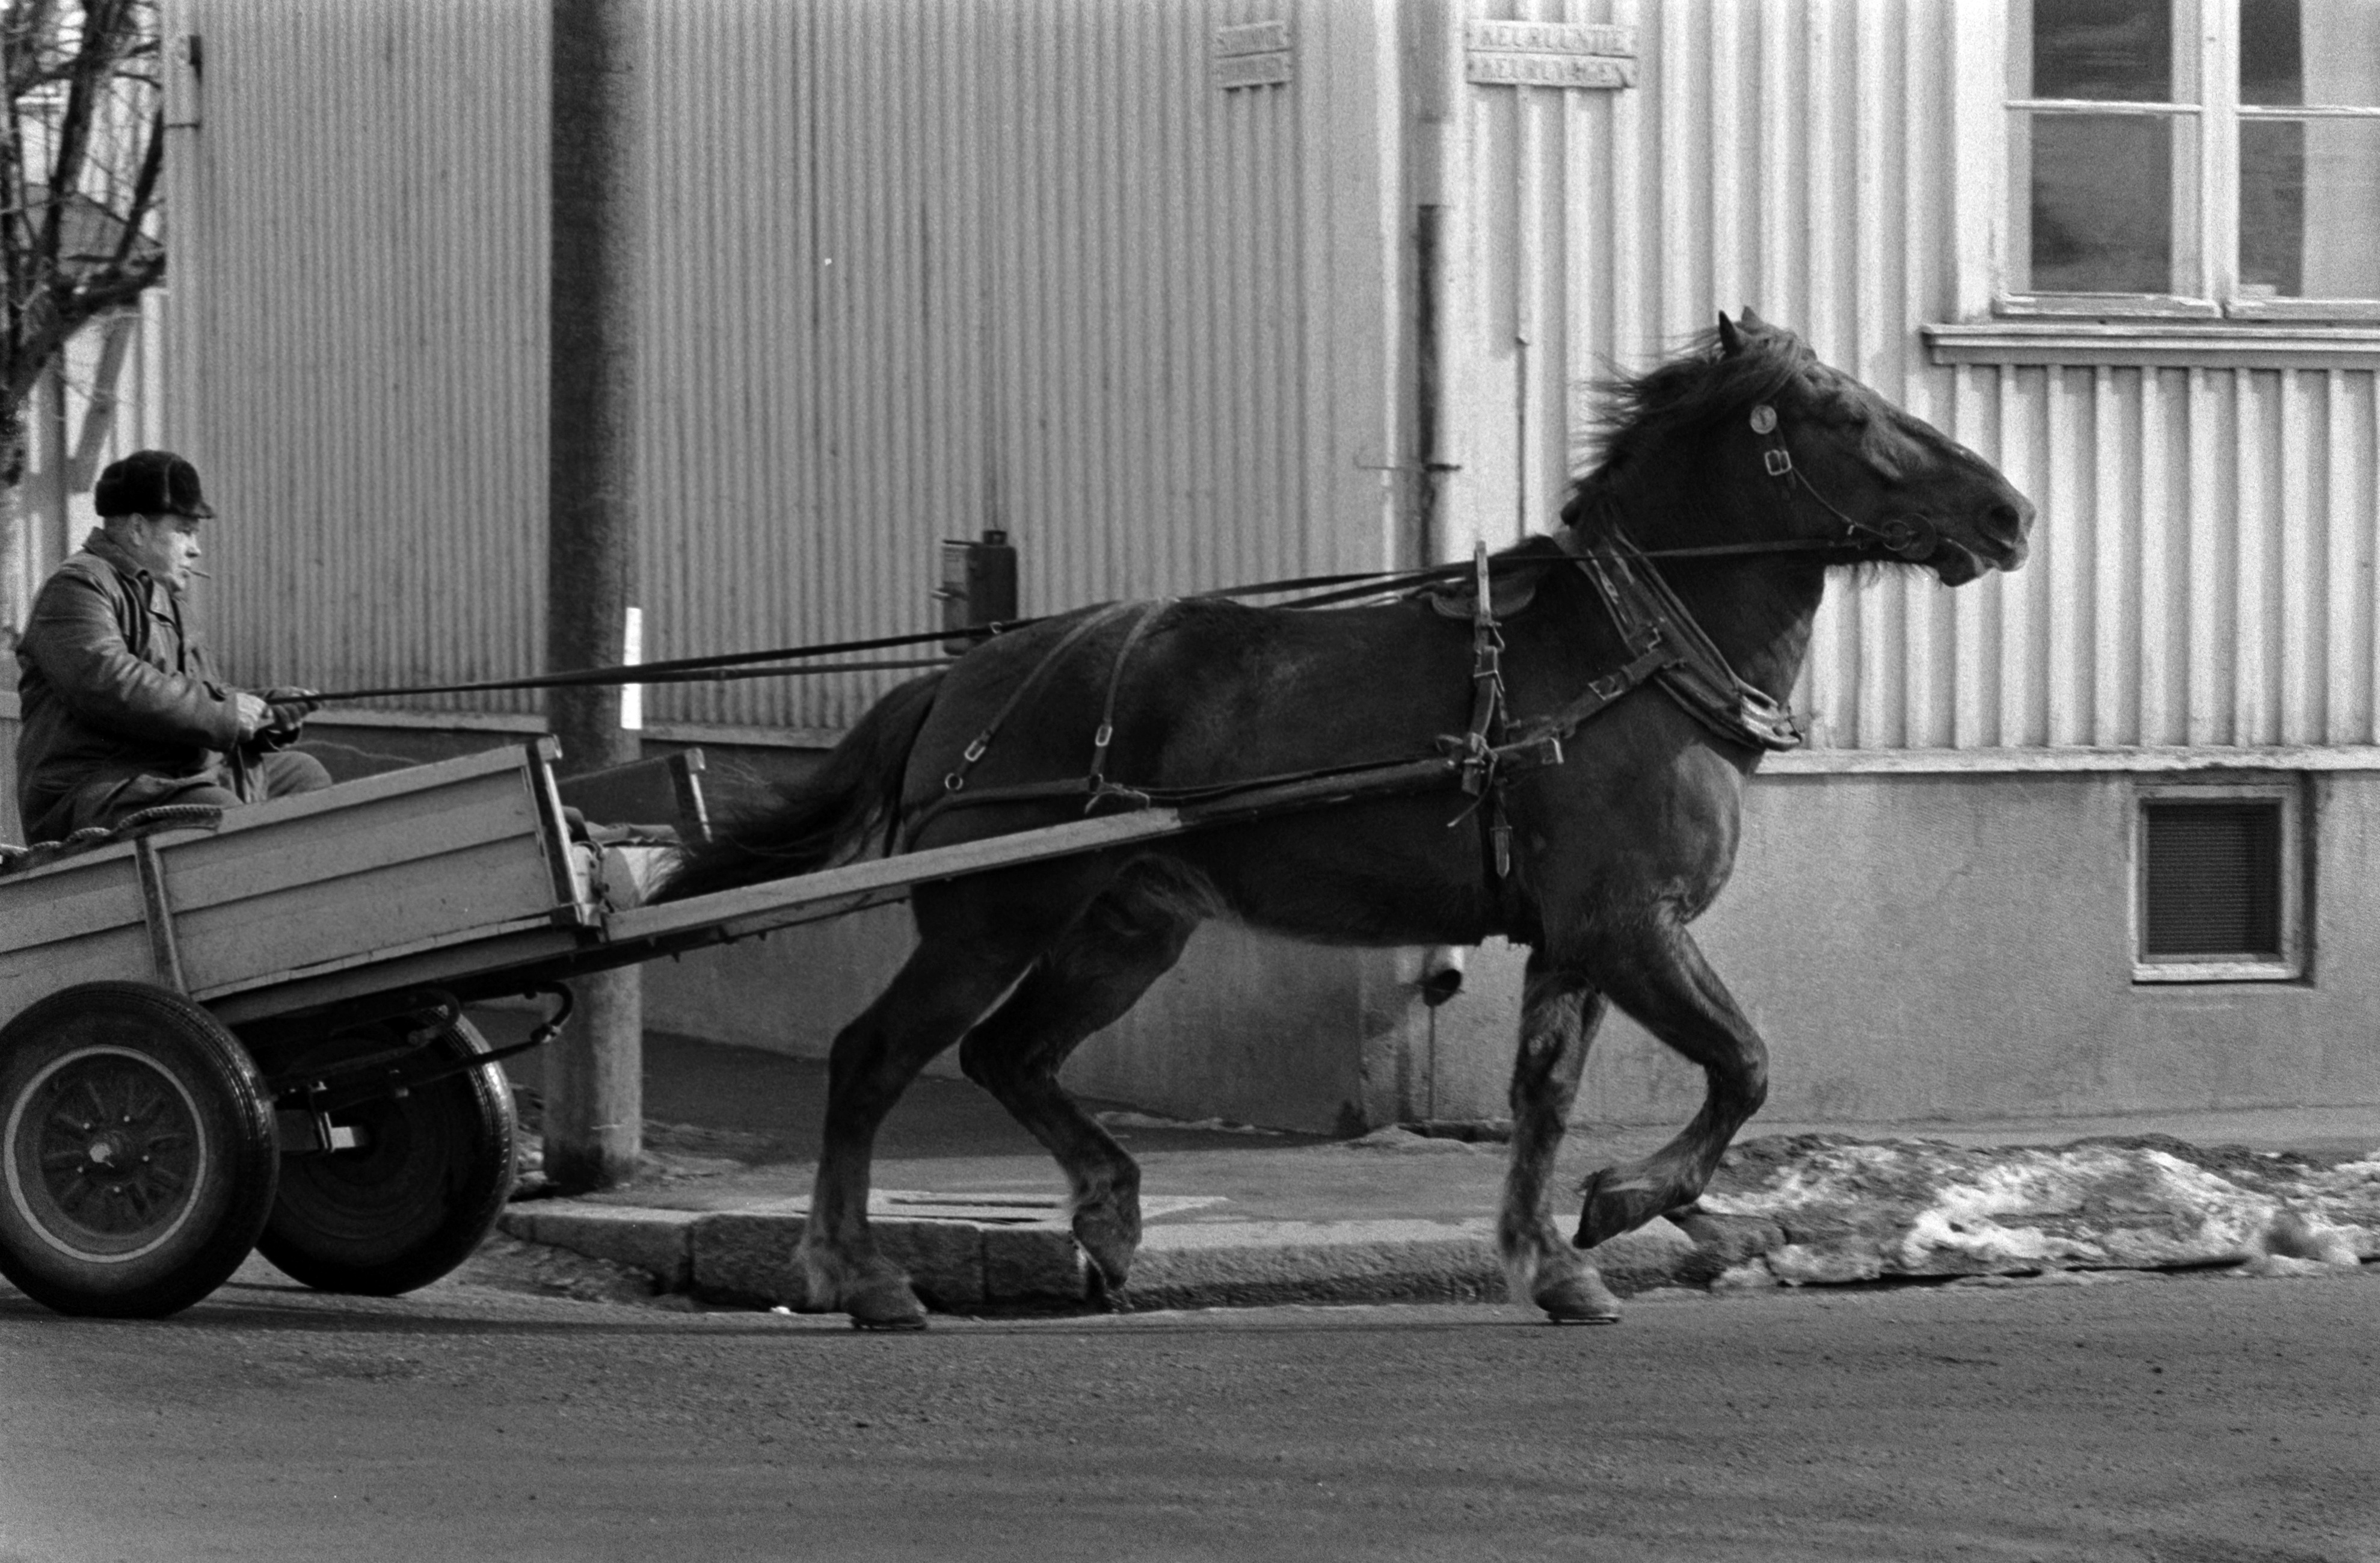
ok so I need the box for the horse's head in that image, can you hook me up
[1574,309,2034,586]
[1718,309,2031,584]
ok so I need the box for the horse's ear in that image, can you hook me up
[1717,312,1745,356]
[1737,304,1768,332]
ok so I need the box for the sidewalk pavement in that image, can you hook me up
[484,1012,2380,1315]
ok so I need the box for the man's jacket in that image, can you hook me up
[13,529,243,842]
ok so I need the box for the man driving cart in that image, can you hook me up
[13,449,331,842]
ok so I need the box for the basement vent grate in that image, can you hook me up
[2139,799,2284,959]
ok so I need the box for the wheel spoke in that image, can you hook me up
[119,1081,158,1129]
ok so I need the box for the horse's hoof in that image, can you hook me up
[1574,1168,1662,1250]
[1071,1208,1140,1293]
[844,1277,928,1331]
[1535,1269,1623,1326]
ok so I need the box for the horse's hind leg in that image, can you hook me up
[958,865,1204,1295]
[1573,913,1768,1249]
[804,866,1104,1328]
[1499,950,1622,1324]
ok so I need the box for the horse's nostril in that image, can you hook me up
[1983,502,2028,544]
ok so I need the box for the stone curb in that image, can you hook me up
[494,1203,1702,1313]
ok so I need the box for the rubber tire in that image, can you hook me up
[256,1016,517,1296]
[0,981,279,1319]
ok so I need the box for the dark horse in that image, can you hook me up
[660,311,2033,1330]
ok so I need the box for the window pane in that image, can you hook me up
[2026,113,2178,291]
[2245,0,2380,108]
[2032,0,2174,100]
[2241,117,2380,297]
[2141,802,2283,958]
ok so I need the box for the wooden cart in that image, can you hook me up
[0,739,1193,1318]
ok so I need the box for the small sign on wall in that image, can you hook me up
[1216,20,1293,90]
[1463,19,1638,90]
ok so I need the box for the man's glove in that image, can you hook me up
[254,686,319,751]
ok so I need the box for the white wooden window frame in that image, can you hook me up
[2129,778,2307,984]
[1999,0,2380,324]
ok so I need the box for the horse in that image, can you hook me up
[657,309,2034,1330]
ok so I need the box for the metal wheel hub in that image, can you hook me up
[8,1047,206,1258]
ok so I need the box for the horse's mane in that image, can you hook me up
[1559,325,1815,546]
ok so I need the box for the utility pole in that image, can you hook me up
[544,0,643,1192]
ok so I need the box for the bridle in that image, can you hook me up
[1741,399,1939,562]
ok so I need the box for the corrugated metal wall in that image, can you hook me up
[1445,0,2380,752]
[171,0,1398,734]
[167,0,549,717]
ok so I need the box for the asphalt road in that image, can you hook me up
[4,1247,2376,1563]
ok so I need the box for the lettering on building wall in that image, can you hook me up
[1215,20,1292,90]
[1463,19,1638,91]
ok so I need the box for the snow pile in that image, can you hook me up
[1684,1135,2377,1287]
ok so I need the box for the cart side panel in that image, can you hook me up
[0,850,143,949]
[0,851,156,1016]
[167,765,567,996]
[0,745,587,1026]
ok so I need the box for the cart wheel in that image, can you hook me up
[257,1016,517,1296]
[0,981,279,1319]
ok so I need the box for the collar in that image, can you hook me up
[81,527,176,601]
[1569,536,1804,753]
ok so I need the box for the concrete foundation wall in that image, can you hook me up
[1428,770,2380,1129]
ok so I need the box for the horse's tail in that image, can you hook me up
[653,670,945,903]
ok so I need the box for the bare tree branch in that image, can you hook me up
[0,0,167,597]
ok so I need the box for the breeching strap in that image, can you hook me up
[936,602,1140,798]
[1087,600,1176,794]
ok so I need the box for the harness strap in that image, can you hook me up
[1450,541,1516,880]
[1086,600,1174,792]
[905,524,1802,866]
[1510,634,1684,751]
[939,602,1139,798]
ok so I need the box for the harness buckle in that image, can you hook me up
[962,735,989,764]
[1763,448,1793,478]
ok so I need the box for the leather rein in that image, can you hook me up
[896,400,1927,874]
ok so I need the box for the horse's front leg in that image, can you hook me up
[1498,951,1621,1324]
[1574,911,1768,1248]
